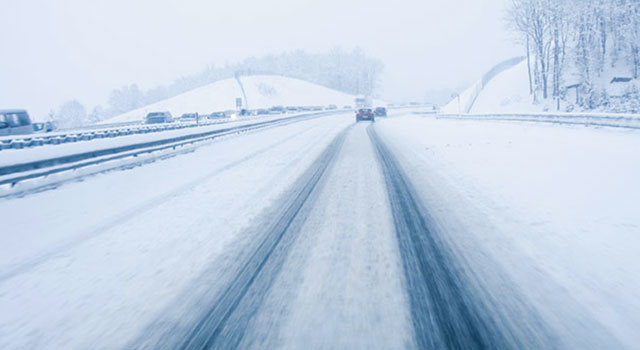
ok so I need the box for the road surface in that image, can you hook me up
[0,111,637,349]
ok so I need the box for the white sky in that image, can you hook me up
[1,0,519,117]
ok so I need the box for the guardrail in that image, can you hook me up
[436,112,640,129]
[57,120,143,132]
[0,111,336,189]
[0,114,287,152]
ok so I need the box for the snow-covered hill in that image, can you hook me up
[471,61,534,114]
[103,76,363,124]
[440,57,525,114]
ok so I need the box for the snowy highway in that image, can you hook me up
[1,111,639,349]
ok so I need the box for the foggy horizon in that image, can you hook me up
[2,0,518,118]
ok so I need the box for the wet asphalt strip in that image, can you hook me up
[130,126,350,350]
[368,124,521,349]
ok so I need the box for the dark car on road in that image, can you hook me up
[0,109,35,136]
[355,108,375,122]
[374,107,387,117]
[144,112,173,124]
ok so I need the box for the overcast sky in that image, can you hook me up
[1,0,519,117]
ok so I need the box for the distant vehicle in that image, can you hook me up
[374,107,387,117]
[208,112,226,119]
[343,105,352,109]
[144,112,173,124]
[355,108,375,122]
[179,113,198,121]
[32,123,45,132]
[256,109,269,115]
[312,106,323,111]
[269,106,285,114]
[326,104,337,110]
[44,121,57,132]
[355,95,372,108]
[285,106,299,113]
[0,109,35,136]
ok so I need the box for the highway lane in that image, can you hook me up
[135,119,557,349]
[0,112,583,349]
[0,111,342,195]
[369,124,555,349]
[234,122,413,349]
[0,113,353,349]
[374,114,628,348]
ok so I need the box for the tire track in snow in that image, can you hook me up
[133,126,350,350]
[368,124,518,349]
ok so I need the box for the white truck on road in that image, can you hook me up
[354,95,372,108]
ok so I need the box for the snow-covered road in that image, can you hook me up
[1,111,639,349]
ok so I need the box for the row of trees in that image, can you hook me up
[507,0,640,111]
[51,48,384,127]
[235,48,384,97]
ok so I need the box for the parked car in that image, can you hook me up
[0,109,35,136]
[374,107,387,117]
[355,108,375,122]
[144,112,173,124]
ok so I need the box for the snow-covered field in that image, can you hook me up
[0,109,638,348]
